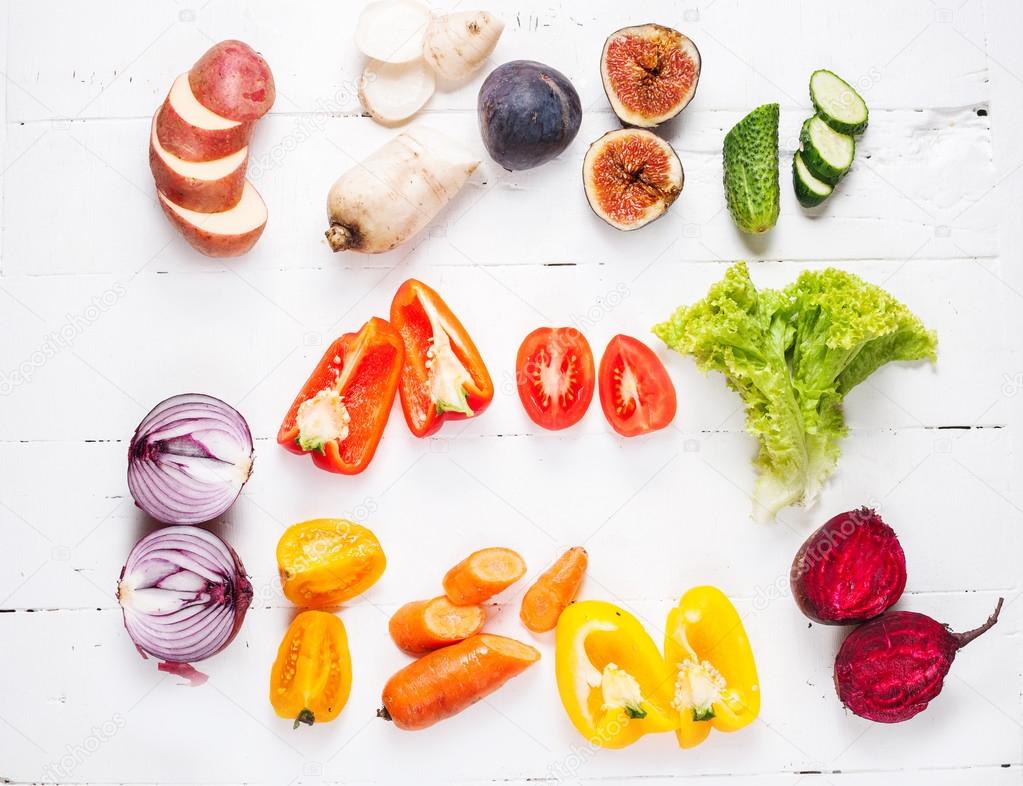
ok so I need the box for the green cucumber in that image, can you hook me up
[722,103,780,234]
[809,69,868,134]
[799,116,854,185]
[793,151,832,207]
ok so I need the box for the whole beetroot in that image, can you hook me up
[834,599,1003,723]
[791,508,906,624]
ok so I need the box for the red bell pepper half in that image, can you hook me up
[389,279,493,437]
[277,317,404,475]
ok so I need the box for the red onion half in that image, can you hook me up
[118,525,253,665]
[128,394,254,524]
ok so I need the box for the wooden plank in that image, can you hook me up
[0,591,1016,783]
[0,106,996,279]
[0,257,1010,443]
[1,427,1018,610]
[4,0,990,122]
[0,1,1019,784]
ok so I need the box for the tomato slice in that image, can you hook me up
[598,334,677,437]
[516,327,595,430]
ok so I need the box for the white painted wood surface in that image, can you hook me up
[1,0,1021,783]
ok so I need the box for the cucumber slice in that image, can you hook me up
[809,70,868,134]
[799,116,854,185]
[793,152,832,207]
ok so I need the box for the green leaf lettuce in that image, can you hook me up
[653,262,937,521]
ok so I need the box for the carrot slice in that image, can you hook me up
[442,547,526,605]
[519,546,588,633]
[389,596,485,655]
[380,634,540,730]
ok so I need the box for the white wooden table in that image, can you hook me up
[2,1,1021,783]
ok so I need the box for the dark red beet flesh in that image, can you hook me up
[790,508,907,624]
[834,599,1002,723]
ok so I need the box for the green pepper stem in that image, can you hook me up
[294,708,315,729]
[625,704,648,720]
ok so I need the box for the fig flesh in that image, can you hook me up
[600,24,701,128]
[835,599,1003,723]
[583,129,683,231]
[790,508,907,624]
[478,60,582,171]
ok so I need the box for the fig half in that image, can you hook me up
[600,24,701,128]
[583,129,683,231]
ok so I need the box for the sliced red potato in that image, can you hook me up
[359,59,436,125]
[156,73,253,162]
[149,114,248,213]
[355,0,432,64]
[158,180,267,258]
[189,40,275,122]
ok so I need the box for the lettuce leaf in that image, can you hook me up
[654,262,937,521]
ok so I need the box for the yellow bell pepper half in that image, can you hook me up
[555,600,677,749]
[663,586,760,748]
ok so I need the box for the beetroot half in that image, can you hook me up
[790,508,906,624]
[834,599,1002,723]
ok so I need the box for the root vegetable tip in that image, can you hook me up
[326,224,354,252]
[955,597,1003,647]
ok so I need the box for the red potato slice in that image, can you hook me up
[156,73,253,162]
[158,180,267,258]
[149,114,248,213]
[189,40,275,122]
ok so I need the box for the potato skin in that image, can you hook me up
[156,89,253,162]
[157,189,266,258]
[189,40,275,121]
[149,138,248,213]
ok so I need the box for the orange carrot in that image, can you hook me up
[379,634,540,730]
[442,547,526,605]
[519,546,588,633]
[389,596,485,655]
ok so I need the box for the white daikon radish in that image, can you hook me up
[360,59,436,125]
[325,127,480,254]
[423,11,505,81]
[355,0,432,64]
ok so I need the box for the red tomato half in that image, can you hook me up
[598,335,677,437]
[515,327,595,431]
